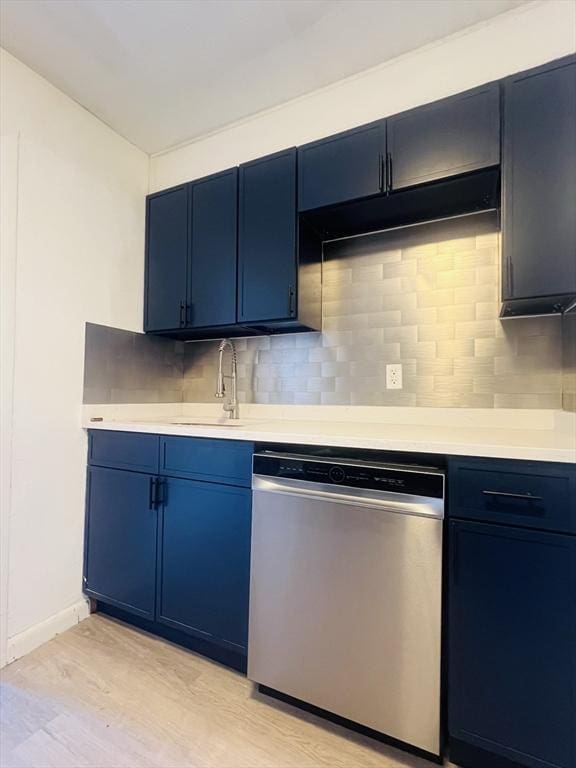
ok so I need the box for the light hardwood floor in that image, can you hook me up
[0,614,440,768]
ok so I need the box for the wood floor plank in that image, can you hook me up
[0,614,438,768]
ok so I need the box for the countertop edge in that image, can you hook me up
[82,420,576,464]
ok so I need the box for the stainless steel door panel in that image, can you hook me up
[252,474,444,519]
[248,488,442,755]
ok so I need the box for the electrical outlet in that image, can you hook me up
[386,363,402,390]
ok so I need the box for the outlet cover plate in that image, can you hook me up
[386,363,403,389]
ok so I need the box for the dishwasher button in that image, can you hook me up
[329,466,346,484]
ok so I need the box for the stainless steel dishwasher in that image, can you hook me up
[248,451,444,757]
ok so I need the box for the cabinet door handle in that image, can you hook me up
[378,153,384,192]
[179,301,186,327]
[149,477,157,510]
[386,153,392,191]
[288,285,296,316]
[482,490,543,502]
[157,478,166,507]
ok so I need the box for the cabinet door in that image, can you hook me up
[238,149,297,323]
[157,478,251,650]
[387,83,500,191]
[189,168,237,328]
[502,59,576,301]
[298,121,386,211]
[84,467,158,619]
[144,185,189,332]
[449,520,576,768]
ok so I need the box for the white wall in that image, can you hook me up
[0,49,148,665]
[0,134,19,668]
[150,0,576,190]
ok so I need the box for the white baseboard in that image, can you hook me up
[4,598,91,667]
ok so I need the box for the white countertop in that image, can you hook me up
[82,404,576,463]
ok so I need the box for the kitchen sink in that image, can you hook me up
[170,418,245,427]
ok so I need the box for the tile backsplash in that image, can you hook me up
[84,211,573,410]
[83,322,183,404]
[563,312,576,413]
[182,212,565,409]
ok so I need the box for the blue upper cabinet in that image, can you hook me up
[145,169,240,335]
[189,168,238,328]
[143,56,573,334]
[501,56,576,317]
[144,185,189,332]
[387,83,500,191]
[238,148,298,324]
[298,85,499,213]
[298,121,386,212]
[145,149,321,336]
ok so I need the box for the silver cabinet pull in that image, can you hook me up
[482,490,543,502]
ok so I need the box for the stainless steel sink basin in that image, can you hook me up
[170,418,245,427]
[118,417,247,428]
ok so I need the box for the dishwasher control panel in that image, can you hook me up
[253,453,444,498]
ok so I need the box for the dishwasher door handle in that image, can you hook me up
[252,475,444,520]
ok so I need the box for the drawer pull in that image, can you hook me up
[482,490,543,502]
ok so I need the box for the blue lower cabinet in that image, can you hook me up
[157,477,251,651]
[88,430,160,474]
[449,520,576,768]
[84,467,158,619]
[84,433,253,669]
[160,436,253,487]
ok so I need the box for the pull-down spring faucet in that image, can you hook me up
[215,339,239,420]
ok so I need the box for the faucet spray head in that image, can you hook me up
[215,372,225,398]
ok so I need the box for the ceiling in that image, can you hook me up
[0,0,529,154]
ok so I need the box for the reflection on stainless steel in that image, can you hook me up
[248,453,444,756]
[252,475,444,519]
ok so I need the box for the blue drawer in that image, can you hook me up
[449,457,576,534]
[160,437,253,487]
[88,430,160,474]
